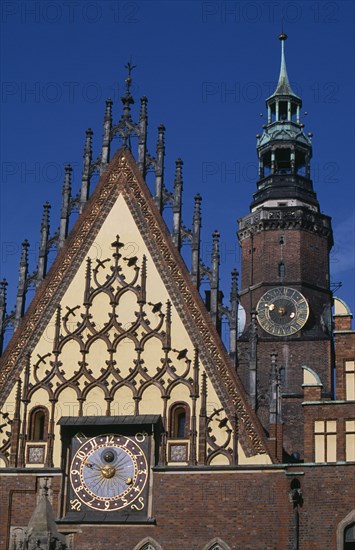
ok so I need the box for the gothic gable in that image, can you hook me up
[0,149,270,467]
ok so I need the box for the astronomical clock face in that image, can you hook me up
[70,434,148,513]
[61,423,157,523]
[256,287,309,336]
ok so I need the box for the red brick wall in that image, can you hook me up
[1,466,354,550]
[239,229,330,296]
[237,338,333,456]
[334,331,355,400]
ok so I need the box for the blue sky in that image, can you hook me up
[1,0,354,331]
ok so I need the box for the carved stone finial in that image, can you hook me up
[84,128,93,153]
[124,59,137,91]
[37,202,51,287]
[111,235,125,263]
[20,240,30,266]
[163,301,172,350]
[101,102,112,175]
[0,278,7,353]
[104,98,113,121]
[53,306,61,353]
[14,241,30,329]
[191,195,202,288]
[121,60,136,112]
[59,165,72,248]
[138,255,147,304]
[172,159,183,250]
[154,125,166,212]
[80,129,93,207]
[157,124,165,147]
[83,258,92,306]
[212,230,220,257]
[41,202,51,229]
[139,96,148,120]
[193,193,202,216]
[0,279,7,303]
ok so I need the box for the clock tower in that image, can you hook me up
[237,34,334,459]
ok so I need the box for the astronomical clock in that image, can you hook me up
[59,416,162,523]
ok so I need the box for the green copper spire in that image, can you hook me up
[272,33,299,98]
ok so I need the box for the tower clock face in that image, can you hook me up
[256,287,309,336]
[70,433,148,512]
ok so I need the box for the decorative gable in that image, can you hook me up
[0,150,270,469]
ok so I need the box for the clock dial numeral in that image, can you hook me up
[75,432,86,444]
[70,498,82,511]
[135,432,147,443]
[131,496,145,510]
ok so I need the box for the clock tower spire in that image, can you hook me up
[237,35,334,460]
[253,33,317,211]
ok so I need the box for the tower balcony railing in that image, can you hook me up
[239,205,332,233]
[256,173,313,192]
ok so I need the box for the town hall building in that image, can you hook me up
[0,34,354,549]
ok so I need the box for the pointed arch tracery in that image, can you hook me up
[8,236,235,467]
[133,537,163,550]
[202,538,231,550]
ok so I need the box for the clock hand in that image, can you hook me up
[84,460,101,471]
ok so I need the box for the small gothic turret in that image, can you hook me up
[0,279,7,354]
[37,201,51,287]
[80,129,93,211]
[191,194,202,287]
[172,159,183,250]
[252,33,317,211]
[59,164,72,248]
[14,240,29,329]
[154,124,165,212]
[101,99,112,174]
[138,96,148,175]
[210,230,220,328]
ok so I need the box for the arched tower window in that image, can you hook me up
[28,406,49,441]
[344,522,355,549]
[169,402,190,438]
[337,510,355,550]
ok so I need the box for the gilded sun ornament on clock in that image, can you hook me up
[256,287,309,336]
[70,434,148,512]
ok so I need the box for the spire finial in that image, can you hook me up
[125,58,137,94]
[273,32,296,96]
[121,58,136,112]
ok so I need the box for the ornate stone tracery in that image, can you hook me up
[4,235,238,467]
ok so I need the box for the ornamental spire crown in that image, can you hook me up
[269,33,300,99]
[251,34,317,212]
